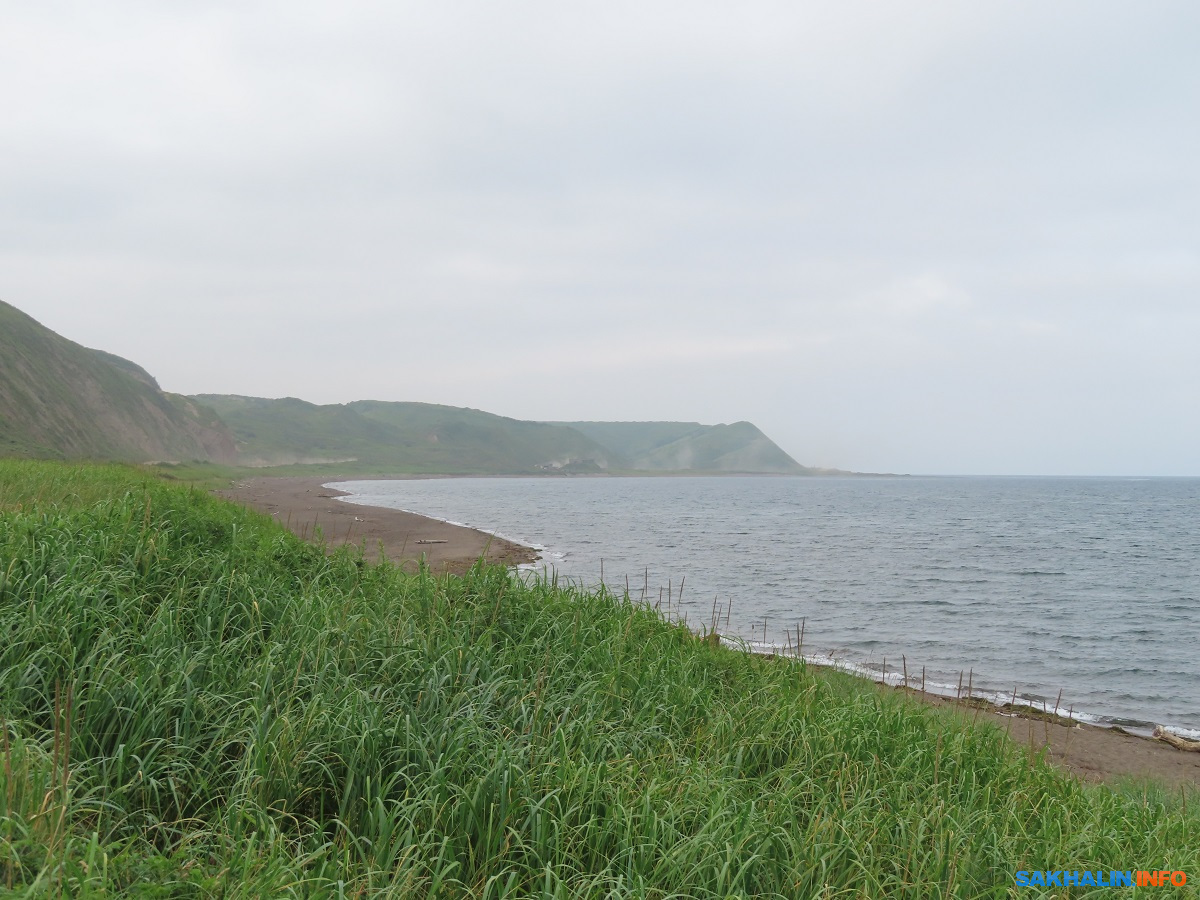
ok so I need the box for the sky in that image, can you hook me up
[2,2,1198,476]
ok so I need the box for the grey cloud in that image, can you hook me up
[1,1,1198,474]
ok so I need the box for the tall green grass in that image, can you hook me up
[1,460,1195,897]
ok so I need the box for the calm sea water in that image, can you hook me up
[331,476,1200,738]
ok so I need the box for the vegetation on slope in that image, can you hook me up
[554,422,710,461]
[0,300,814,475]
[0,461,1194,897]
[195,395,625,473]
[0,301,236,463]
[559,421,815,474]
[198,396,816,476]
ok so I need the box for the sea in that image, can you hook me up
[329,476,1200,739]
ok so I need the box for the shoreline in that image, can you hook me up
[217,475,539,574]
[744,644,1200,790]
[739,641,1197,742]
[218,473,1199,790]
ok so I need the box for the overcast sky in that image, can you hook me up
[2,2,1197,475]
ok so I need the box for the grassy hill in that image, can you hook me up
[0,299,818,475]
[195,395,624,473]
[1,460,1195,895]
[0,300,236,463]
[198,396,817,475]
[559,420,816,474]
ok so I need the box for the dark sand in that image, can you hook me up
[219,475,1198,791]
[218,476,538,575]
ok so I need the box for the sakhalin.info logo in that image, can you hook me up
[1015,870,1187,887]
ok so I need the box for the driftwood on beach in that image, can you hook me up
[1153,726,1200,752]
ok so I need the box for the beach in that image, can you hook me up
[218,476,538,574]
[220,475,1199,791]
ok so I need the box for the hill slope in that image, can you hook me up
[197,396,814,474]
[194,395,624,473]
[0,300,236,462]
[0,300,814,474]
[558,420,815,474]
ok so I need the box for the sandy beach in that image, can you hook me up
[218,476,539,574]
[219,475,1198,791]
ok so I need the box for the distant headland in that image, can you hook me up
[0,298,852,476]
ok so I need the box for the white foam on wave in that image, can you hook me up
[720,636,1199,740]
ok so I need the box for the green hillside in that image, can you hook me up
[559,420,814,474]
[0,299,818,475]
[0,300,236,463]
[559,421,708,459]
[198,396,815,475]
[349,400,626,472]
[195,395,623,473]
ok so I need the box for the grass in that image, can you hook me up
[0,459,1196,897]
